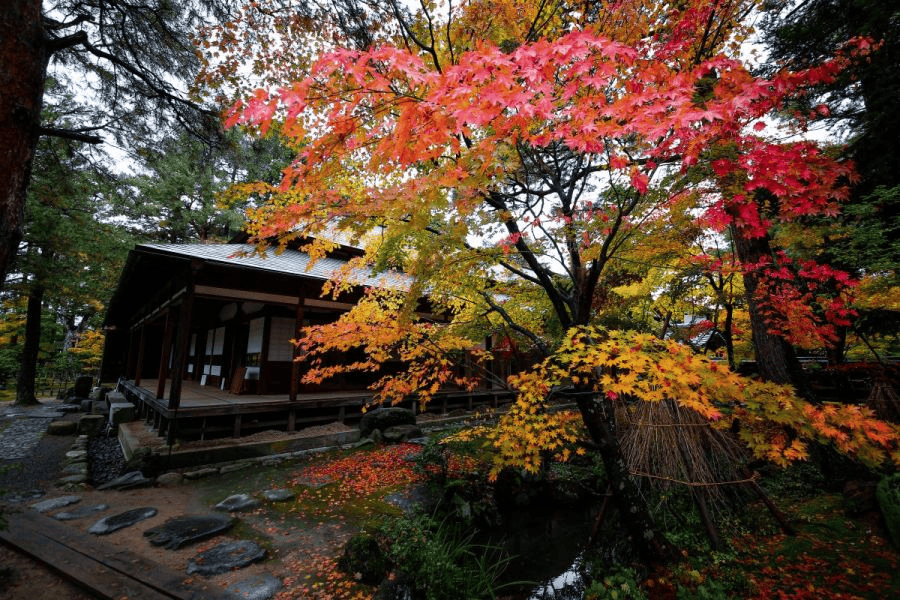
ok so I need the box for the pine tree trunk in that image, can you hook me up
[0,2,48,289]
[574,389,678,565]
[15,284,44,405]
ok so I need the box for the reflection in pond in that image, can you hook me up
[483,505,599,599]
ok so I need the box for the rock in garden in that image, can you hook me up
[183,467,219,480]
[144,514,235,550]
[76,414,105,436]
[53,504,109,521]
[74,375,93,398]
[4,489,44,504]
[187,540,266,576]
[108,402,136,425]
[88,507,157,535]
[382,424,423,443]
[57,473,89,486]
[156,472,184,486]
[359,407,416,438]
[96,470,154,491]
[227,573,283,600]
[31,495,80,513]
[61,463,89,476]
[261,489,295,502]
[214,493,261,512]
[47,420,77,435]
[337,534,389,585]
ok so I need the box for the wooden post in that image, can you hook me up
[166,288,194,446]
[259,315,271,394]
[290,297,305,403]
[156,309,174,400]
[233,414,242,438]
[168,290,194,412]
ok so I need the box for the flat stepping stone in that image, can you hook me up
[261,489,295,502]
[96,470,154,491]
[187,540,266,576]
[214,493,261,512]
[4,489,44,504]
[61,463,88,475]
[144,514,236,550]
[57,474,89,485]
[227,573,283,600]
[31,495,80,513]
[88,507,157,535]
[53,504,109,521]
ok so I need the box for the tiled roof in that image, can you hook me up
[138,243,408,289]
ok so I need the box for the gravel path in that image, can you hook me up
[0,401,72,497]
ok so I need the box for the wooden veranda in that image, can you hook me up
[119,378,512,442]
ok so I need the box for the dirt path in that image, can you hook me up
[1,425,426,600]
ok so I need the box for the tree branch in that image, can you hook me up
[38,126,103,144]
[46,30,89,54]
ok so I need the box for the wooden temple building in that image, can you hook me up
[101,239,512,443]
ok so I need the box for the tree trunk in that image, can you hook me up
[574,389,678,565]
[722,302,735,370]
[826,326,847,365]
[15,284,44,405]
[732,231,814,399]
[0,1,48,289]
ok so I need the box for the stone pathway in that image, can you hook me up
[0,413,56,460]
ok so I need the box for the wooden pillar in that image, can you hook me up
[168,290,194,411]
[134,324,146,386]
[166,288,194,446]
[290,297,305,403]
[156,309,174,400]
[258,315,271,394]
[287,409,296,432]
[233,414,242,438]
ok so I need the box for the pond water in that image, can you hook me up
[483,504,609,600]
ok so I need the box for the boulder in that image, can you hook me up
[77,414,106,437]
[359,407,416,438]
[337,534,389,586]
[156,472,185,486]
[47,420,77,436]
[382,424,423,443]
[105,390,126,407]
[877,473,900,548]
[73,375,93,398]
[187,540,266,576]
[844,480,878,515]
[109,402,136,425]
[214,493,261,512]
[261,489,295,502]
